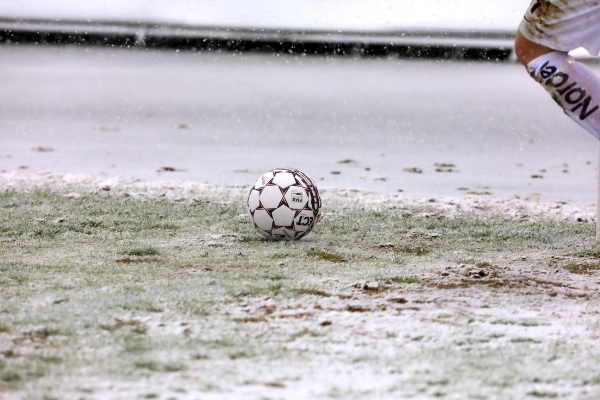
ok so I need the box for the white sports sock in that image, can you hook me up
[527,51,600,140]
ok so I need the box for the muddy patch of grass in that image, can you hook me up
[563,262,600,274]
[115,257,161,264]
[292,288,332,297]
[101,319,143,333]
[382,276,421,285]
[306,249,348,263]
[120,247,161,257]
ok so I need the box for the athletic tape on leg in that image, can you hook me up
[527,51,600,140]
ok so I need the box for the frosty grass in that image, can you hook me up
[1,170,600,400]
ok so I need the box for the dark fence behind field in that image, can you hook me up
[0,18,515,61]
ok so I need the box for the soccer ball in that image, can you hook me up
[247,168,322,240]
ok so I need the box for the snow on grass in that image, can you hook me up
[1,170,600,399]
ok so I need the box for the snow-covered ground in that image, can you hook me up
[1,45,597,206]
[2,169,600,400]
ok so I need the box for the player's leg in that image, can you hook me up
[514,29,553,67]
[515,30,600,140]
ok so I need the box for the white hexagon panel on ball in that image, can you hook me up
[293,209,316,233]
[271,172,297,189]
[247,189,261,212]
[284,186,307,210]
[255,171,275,190]
[272,205,295,228]
[252,209,274,231]
[259,185,284,210]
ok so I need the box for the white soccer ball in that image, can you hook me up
[247,167,322,240]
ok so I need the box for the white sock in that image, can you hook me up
[527,51,600,140]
